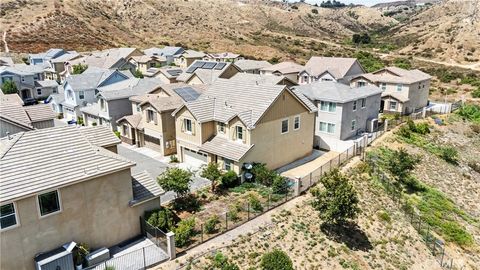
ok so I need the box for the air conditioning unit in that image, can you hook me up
[34,242,76,270]
[85,247,110,266]
[367,118,378,133]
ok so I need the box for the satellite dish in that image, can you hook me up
[244,163,253,170]
[244,172,253,180]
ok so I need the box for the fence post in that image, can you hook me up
[247,202,250,220]
[268,194,270,210]
[166,231,176,260]
[225,212,228,230]
[201,224,204,243]
[309,173,312,187]
[320,165,323,178]
[142,246,146,268]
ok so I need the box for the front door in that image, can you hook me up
[380,100,385,113]
[21,89,31,99]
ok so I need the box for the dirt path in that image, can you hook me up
[2,31,9,53]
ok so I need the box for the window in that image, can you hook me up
[361,98,366,108]
[1,203,18,230]
[53,87,58,94]
[147,110,155,123]
[381,83,387,91]
[328,123,335,134]
[302,76,308,83]
[38,190,61,217]
[396,84,403,91]
[281,119,289,134]
[21,76,25,82]
[136,104,141,112]
[357,81,366,87]
[294,115,300,130]
[390,101,398,110]
[37,89,42,95]
[67,90,73,100]
[100,99,106,111]
[79,91,85,100]
[353,100,357,111]
[122,125,128,136]
[235,126,243,141]
[184,118,192,133]
[95,89,99,96]
[218,122,226,134]
[150,62,156,68]
[319,122,335,134]
[351,120,356,131]
[320,101,336,112]
[224,158,233,171]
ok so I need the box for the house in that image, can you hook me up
[0,57,14,66]
[28,48,68,66]
[50,52,82,81]
[143,67,183,84]
[260,61,304,82]
[176,60,241,85]
[171,79,317,172]
[46,85,65,116]
[234,59,272,74]
[81,78,164,129]
[204,52,243,62]
[294,81,382,151]
[0,126,163,270]
[298,57,365,84]
[61,68,130,121]
[130,55,167,74]
[350,66,431,114]
[229,73,298,87]
[144,46,185,65]
[0,64,59,100]
[173,50,206,68]
[0,101,56,137]
[117,83,206,156]
[0,92,23,105]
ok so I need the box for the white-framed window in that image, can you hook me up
[294,115,300,130]
[281,119,289,134]
[21,76,25,82]
[147,110,156,124]
[396,84,403,91]
[390,101,398,110]
[319,122,335,134]
[184,118,192,133]
[67,90,73,100]
[100,99,106,111]
[361,98,366,108]
[218,122,226,134]
[37,89,42,95]
[357,81,366,87]
[381,83,387,91]
[302,76,308,83]
[351,120,356,131]
[1,202,19,230]
[353,100,357,111]
[328,123,335,133]
[235,126,244,141]
[79,91,85,100]
[320,101,336,112]
[136,104,141,112]
[224,158,233,171]
[38,190,61,217]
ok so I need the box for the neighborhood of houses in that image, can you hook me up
[0,46,432,270]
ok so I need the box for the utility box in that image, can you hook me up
[34,242,76,270]
[85,247,110,266]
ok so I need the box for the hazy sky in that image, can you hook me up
[299,0,401,7]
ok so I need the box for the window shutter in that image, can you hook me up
[233,127,237,140]
[242,130,246,143]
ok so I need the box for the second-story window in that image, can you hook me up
[67,90,73,100]
[381,83,386,90]
[37,89,42,95]
[21,76,25,82]
[294,115,300,130]
[122,125,128,136]
[79,91,85,100]
[184,118,192,133]
[396,84,403,91]
[281,119,289,134]
[320,101,336,112]
[38,190,61,217]
[235,126,243,141]
[351,120,356,131]
[218,122,226,134]
[353,100,357,111]
[361,98,366,108]
[357,81,366,87]
[100,99,106,111]
[147,110,157,125]
[1,203,18,230]
[136,104,141,112]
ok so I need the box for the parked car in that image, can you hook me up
[23,98,38,106]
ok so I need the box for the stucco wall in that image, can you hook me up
[32,120,55,129]
[0,168,160,270]
[0,120,29,137]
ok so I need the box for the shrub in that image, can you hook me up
[260,250,293,270]
[248,193,263,212]
[201,162,222,191]
[377,211,391,223]
[440,146,458,164]
[204,215,220,234]
[1,80,17,94]
[471,88,480,98]
[72,63,88,74]
[169,155,179,163]
[157,168,193,198]
[227,206,240,221]
[271,175,289,194]
[415,122,430,134]
[252,163,277,186]
[393,57,412,69]
[133,69,144,78]
[175,218,196,247]
[211,252,240,270]
[311,8,318,14]
[145,208,176,231]
[91,122,97,126]
[456,104,480,123]
[113,131,120,138]
[221,170,239,188]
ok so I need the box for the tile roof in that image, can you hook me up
[359,66,432,84]
[130,170,165,205]
[51,52,81,63]
[294,81,383,103]
[199,136,254,161]
[0,92,23,105]
[0,103,33,130]
[261,61,304,74]
[80,102,101,116]
[131,55,167,63]
[234,59,272,71]
[0,57,14,66]
[206,52,241,59]
[0,126,134,202]
[98,78,163,101]
[65,68,122,91]
[117,113,143,129]
[177,49,205,59]
[142,95,184,112]
[24,104,57,122]
[229,73,292,86]
[304,57,362,79]
[78,126,122,147]
[70,48,137,69]
[144,47,184,57]
[176,60,234,83]
[35,80,59,88]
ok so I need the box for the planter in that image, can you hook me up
[75,264,83,270]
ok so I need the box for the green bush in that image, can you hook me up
[271,175,289,194]
[248,193,263,212]
[252,163,277,186]
[355,51,384,73]
[113,131,121,138]
[211,252,240,270]
[471,88,480,98]
[260,250,293,270]
[169,155,179,163]
[440,146,458,164]
[204,215,220,234]
[415,122,430,135]
[175,218,196,247]
[221,170,239,188]
[393,57,412,69]
[456,104,480,123]
[145,208,176,231]
[1,80,17,94]
[227,207,240,221]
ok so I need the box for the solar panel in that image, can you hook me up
[191,61,205,68]
[202,62,216,69]
[166,69,182,76]
[214,62,226,70]
[174,87,201,102]
[186,66,198,74]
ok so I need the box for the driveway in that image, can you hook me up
[117,144,210,204]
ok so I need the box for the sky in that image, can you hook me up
[301,0,402,7]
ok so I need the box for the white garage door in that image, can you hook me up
[183,148,208,168]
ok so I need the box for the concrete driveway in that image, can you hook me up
[117,144,210,204]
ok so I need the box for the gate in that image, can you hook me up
[140,217,169,254]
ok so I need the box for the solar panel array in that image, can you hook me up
[166,69,182,76]
[186,61,228,73]
[174,87,201,102]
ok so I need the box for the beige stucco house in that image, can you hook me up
[350,67,431,114]
[176,60,241,85]
[260,61,304,83]
[0,126,163,270]
[171,79,317,173]
[173,50,206,68]
[298,57,365,84]
[130,55,167,74]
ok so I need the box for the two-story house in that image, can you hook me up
[28,48,68,66]
[171,79,317,173]
[116,84,206,156]
[350,66,431,114]
[129,55,167,74]
[81,78,163,129]
[144,46,185,65]
[143,67,183,84]
[173,50,206,68]
[204,52,243,62]
[0,64,58,100]
[294,81,382,151]
[234,59,273,74]
[298,57,365,85]
[0,126,163,270]
[61,68,130,121]
[259,61,304,82]
[176,60,241,85]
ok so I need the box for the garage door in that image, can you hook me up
[144,134,162,152]
[183,148,207,167]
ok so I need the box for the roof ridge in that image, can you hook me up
[0,132,24,159]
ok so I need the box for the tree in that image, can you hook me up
[352,33,371,45]
[1,80,17,94]
[385,148,419,183]
[72,63,88,74]
[157,168,193,198]
[133,69,144,78]
[311,169,359,225]
[260,250,293,270]
[201,162,222,191]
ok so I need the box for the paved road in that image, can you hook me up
[117,144,210,204]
